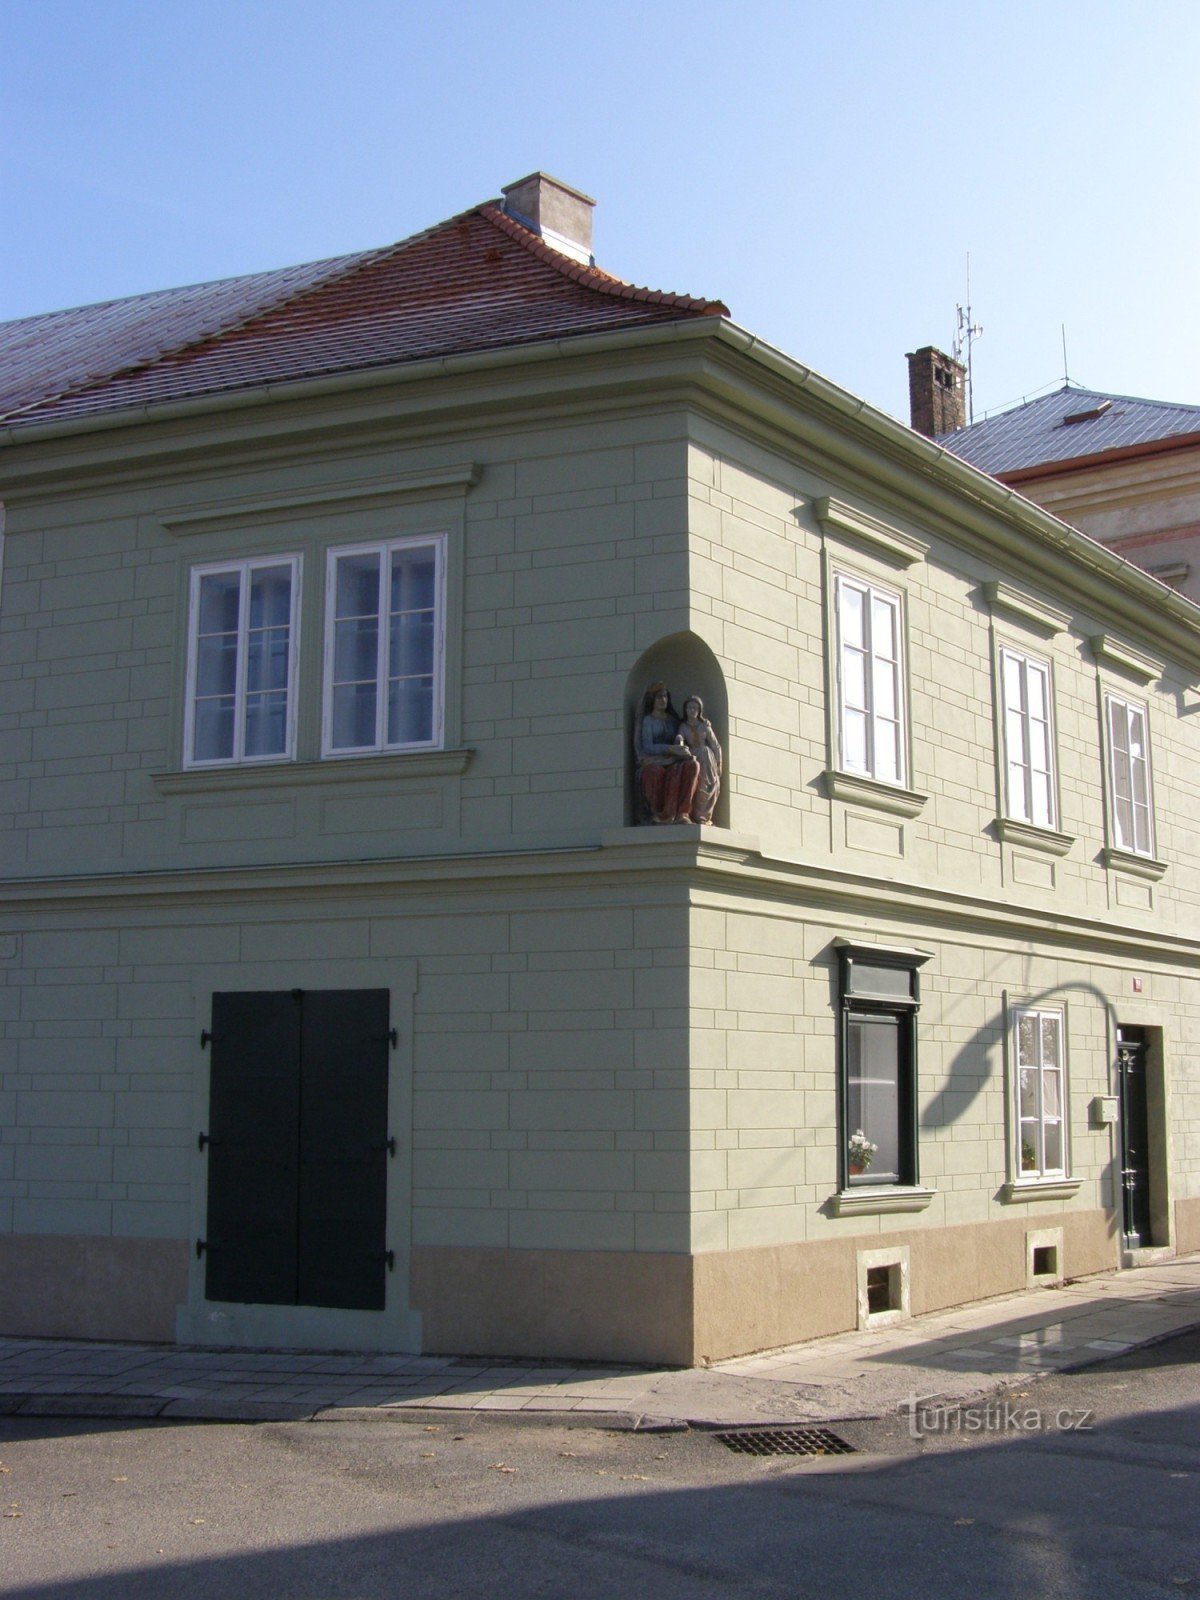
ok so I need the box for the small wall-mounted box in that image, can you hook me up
[1090,1094,1119,1128]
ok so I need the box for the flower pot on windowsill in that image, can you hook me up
[848,1160,867,1177]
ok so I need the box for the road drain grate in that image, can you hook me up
[715,1427,855,1457]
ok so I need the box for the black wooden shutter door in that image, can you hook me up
[205,991,302,1306]
[298,989,390,1311]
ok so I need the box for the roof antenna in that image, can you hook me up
[953,254,983,423]
[1061,323,1070,387]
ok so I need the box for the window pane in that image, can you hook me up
[244,691,287,757]
[1027,662,1049,721]
[193,697,235,762]
[842,647,867,712]
[843,708,868,772]
[1040,1013,1060,1066]
[334,617,379,684]
[839,582,864,648]
[387,676,434,745]
[389,614,435,679]
[1018,1065,1038,1120]
[846,1014,900,1183]
[874,718,899,783]
[1043,1070,1062,1119]
[391,548,436,612]
[331,682,377,749]
[872,656,897,720]
[1030,770,1053,828]
[197,571,240,635]
[1017,1013,1036,1067]
[196,633,237,698]
[870,595,897,660]
[246,627,289,694]
[248,564,292,629]
[1043,1121,1063,1172]
[336,553,380,618]
[1002,652,1024,711]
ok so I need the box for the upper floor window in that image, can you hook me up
[1105,693,1154,856]
[184,557,299,767]
[1000,647,1056,828]
[835,574,905,785]
[323,535,445,756]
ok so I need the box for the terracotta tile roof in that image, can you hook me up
[939,385,1200,476]
[0,203,727,432]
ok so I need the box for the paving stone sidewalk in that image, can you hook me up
[2,1254,1198,1431]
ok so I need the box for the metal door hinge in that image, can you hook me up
[195,1238,207,1259]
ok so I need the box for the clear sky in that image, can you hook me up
[4,0,1198,426]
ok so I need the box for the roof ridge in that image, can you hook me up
[477,203,728,316]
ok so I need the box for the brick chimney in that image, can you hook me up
[501,172,595,266]
[906,346,967,437]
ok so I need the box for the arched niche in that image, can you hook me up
[624,633,729,828]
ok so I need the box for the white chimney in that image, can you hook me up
[501,172,595,266]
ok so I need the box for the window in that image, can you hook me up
[1105,694,1154,856]
[1000,647,1056,828]
[323,536,445,756]
[184,557,299,767]
[837,944,929,1188]
[835,575,905,785]
[1013,1007,1066,1180]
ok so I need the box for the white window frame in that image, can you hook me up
[183,555,300,769]
[321,533,446,758]
[834,573,906,786]
[1012,1005,1068,1182]
[999,646,1057,829]
[1105,693,1155,857]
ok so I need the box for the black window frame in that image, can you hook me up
[836,942,930,1190]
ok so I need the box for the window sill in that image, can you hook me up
[824,770,927,818]
[1102,846,1167,881]
[829,1185,936,1217]
[1002,1178,1082,1203]
[996,818,1075,857]
[154,748,474,796]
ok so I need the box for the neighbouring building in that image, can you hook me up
[1,176,1199,1366]
[909,349,1200,606]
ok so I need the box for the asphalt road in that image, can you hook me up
[2,1329,1198,1599]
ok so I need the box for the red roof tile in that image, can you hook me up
[1,203,727,431]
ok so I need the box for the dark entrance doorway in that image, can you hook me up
[1117,1024,1153,1250]
[203,989,390,1311]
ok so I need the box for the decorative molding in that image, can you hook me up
[983,581,1069,636]
[831,1186,936,1217]
[814,496,928,567]
[995,818,1075,856]
[1102,846,1167,881]
[153,748,474,796]
[825,769,927,818]
[161,464,481,535]
[1002,1178,1083,1203]
[1090,633,1162,683]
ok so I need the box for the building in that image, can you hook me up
[2,177,1199,1366]
[909,349,1200,605]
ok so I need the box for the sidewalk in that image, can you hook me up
[2,1255,1198,1432]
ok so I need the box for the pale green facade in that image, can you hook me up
[2,321,1199,1362]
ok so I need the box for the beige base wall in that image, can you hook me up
[1175,1197,1200,1255]
[0,1235,188,1343]
[411,1245,696,1366]
[413,1210,1119,1366]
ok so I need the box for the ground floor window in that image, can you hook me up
[1013,1005,1067,1179]
[837,942,930,1188]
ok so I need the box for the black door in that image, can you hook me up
[1117,1025,1152,1249]
[204,989,390,1310]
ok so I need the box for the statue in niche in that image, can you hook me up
[634,682,699,824]
[677,695,722,824]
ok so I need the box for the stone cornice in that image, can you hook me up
[3,829,1200,968]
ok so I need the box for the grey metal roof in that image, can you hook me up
[938,385,1200,476]
[0,248,381,423]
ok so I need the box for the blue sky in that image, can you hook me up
[4,0,1198,425]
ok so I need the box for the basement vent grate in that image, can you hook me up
[715,1427,855,1458]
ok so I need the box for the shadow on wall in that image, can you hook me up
[623,633,729,828]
